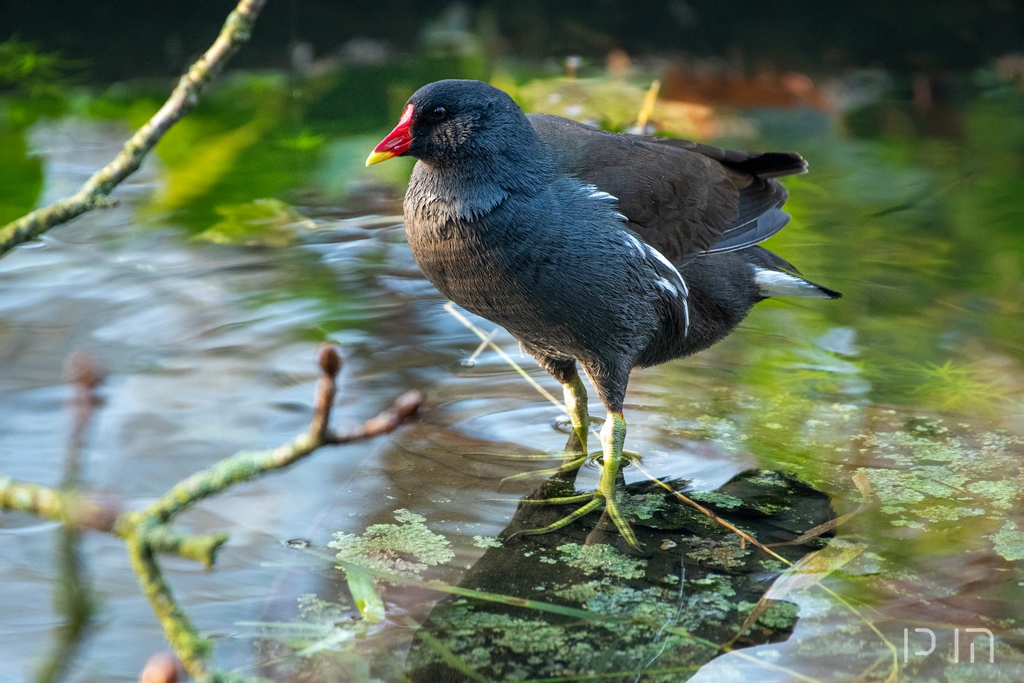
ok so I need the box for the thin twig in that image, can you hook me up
[63,351,104,486]
[444,302,566,412]
[632,462,782,560]
[327,390,424,444]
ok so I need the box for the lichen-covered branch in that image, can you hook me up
[125,527,220,683]
[133,520,230,570]
[126,347,419,680]
[0,0,268,258]
[0,477,118,529]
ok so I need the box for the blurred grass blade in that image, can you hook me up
[728,541,866,647]
[343,564,386,623]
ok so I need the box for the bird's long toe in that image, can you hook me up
[511,496,605,540]
[516,492,597,506]
[595,493,641,550]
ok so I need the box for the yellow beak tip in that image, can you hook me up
[365,150,394,167]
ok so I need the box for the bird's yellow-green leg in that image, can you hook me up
[595,411,639,549]
[562,374,590,455]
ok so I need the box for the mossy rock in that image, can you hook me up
[405,467,833,682]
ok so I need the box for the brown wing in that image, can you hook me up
[528,113,806,262]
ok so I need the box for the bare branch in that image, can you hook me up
[311,345,342,439]
[64,351,104,485]
[328,390,424,444]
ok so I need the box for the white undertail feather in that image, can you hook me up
[685,298,691,330]
[752,266,833,298]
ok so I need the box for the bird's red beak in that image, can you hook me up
[366,104,414,166]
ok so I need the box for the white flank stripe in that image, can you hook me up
[631,237,690,337]
[583,184,618,202]
[645,244,689,297]
[624,233,646,257]
[656,277,678,295]
[585,184,628,221]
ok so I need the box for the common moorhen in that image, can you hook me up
[367,79,840,549]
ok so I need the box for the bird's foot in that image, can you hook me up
[506,493,605,539]
[504,487,640,550]
[592,487,641,551]
[507,423,642,549]
[501,411,643,550]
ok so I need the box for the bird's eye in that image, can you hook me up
[430,106,448,121]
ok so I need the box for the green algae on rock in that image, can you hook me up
[556,542,648,580]
[991,521,1024,562]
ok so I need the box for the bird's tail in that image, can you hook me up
[752,267,842,299]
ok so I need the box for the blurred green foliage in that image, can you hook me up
[0,127,42,226]
[0,35,76,97]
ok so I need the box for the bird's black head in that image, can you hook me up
[367,80,537,168]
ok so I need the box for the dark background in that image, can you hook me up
[2,0,1023,82]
